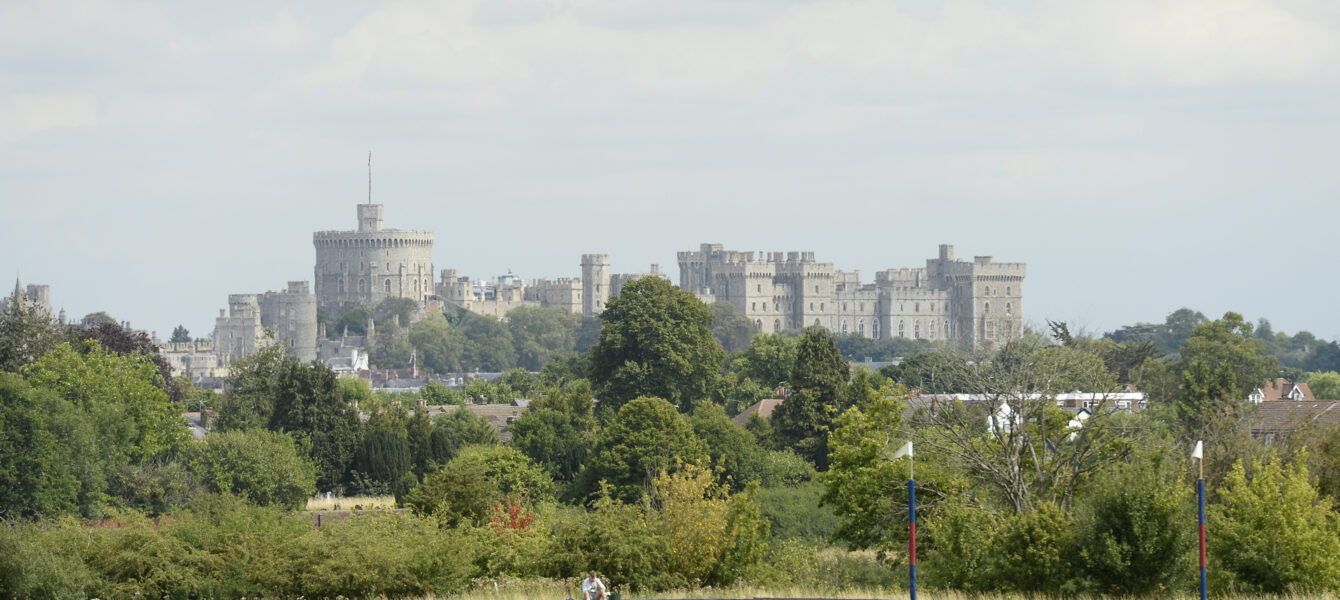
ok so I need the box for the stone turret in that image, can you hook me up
[581,253,611,316]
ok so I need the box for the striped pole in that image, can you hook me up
[909,477,917,600]
[1198,477,1207,600]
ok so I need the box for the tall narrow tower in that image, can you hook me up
[581,254,610,316]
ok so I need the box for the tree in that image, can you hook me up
[917,343,1129,513]
[1156,308,1209,356]
[406,445,554,526]
[79,311,117,327]
[332,305,374,337]
[734,333,799,389]
[0,373,82,518]
[266,359,361,491]
[588,277,725,414]
[576,396,709,502]
[709,301,756,353]
[69,321,180,402]
[1308,371,1340,400]
[507,306,580,371]
[170,325,191,343]
[373,297,419,329]
[408,312,464,373]
[184,429,317,510]
[434,408,501,454]
[1074,449,1194,595]
[369,328,413,369]
[354,415,413,494]
[1211,457,1340,593]
[772,328,848,467]
[1179,312,1276,402]
[690,402,766,491]
[0,286,64,373]
[821,393,913,556]
[24,341,188,464]
[880,351,971,393]
[510,408,588,483]
[213,341,293,431]
[458,313,516,371]
[1307,342,1340,373]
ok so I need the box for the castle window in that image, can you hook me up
[873,320,880,339]
[810,302,814,311]
[757,284,762,293]
[984,286,990,295]
[774,319,781,332]
[814,319,821,327]
[763,302,768,311]
[841,319,848,333]
[945,320,950,337]
[858,321,865,336]
[915,302,920,313]
[899,321,905,337]
[756,319,763,331]
[385,279,391,293]
[1006,303,1012,315]
[914,322,921,339]
[1006,287,1012,296]
[843,303,847,311]
[984,302,990,314]
[752,302,757,311]
[820,303,825,311]
[859,303,864,311]
[339,280,345,294]
[359,278,366,292]
[815,285,819,293]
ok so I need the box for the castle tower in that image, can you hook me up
[581,253,610,316]
[314,203,434,315]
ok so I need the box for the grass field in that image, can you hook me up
[304,494,397,511]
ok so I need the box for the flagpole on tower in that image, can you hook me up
[368,151,373,203]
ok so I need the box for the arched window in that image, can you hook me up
[814,318,821,327]
[898,320,905,337]
[774,319,781,332]
[358,278,366,292]
[984,302,991,314]
[915,302,920,313]
[1006,303,1012,315]
[1006,287,1011,296]
[841,319,849,333]
[873,320,881,339]
[756,319,763,331]
[858,321,865,336]
[945,320,950,337]
[752,302,757,311]
[821,303,825,311]
[914,322,921,339]
[843,303,848,311]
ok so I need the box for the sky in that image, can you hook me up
[2,0,1338,341]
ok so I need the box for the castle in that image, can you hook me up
[433,255,667,319]
[678,243,1025,349]
[313,203,435,315]
[212,281,318,363]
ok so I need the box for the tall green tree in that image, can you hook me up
[0,373,83,518]
[576,396,709,502]
[510,407,589,483]
[709,301,756,353]
[184,428,317,510]
[588,277,725,414]
[261,358,361,491]
[169,325,191,343]
[0,286,64,373]
[1211,457,1340,593]
[734,333,799,389]
[772,328,848,467]
[408,312,464,373]
[507,306,580,371]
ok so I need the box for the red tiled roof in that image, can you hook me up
[733,398,784,425]
[1252,401,1340,435]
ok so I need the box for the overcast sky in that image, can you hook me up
[2,0,1338,341]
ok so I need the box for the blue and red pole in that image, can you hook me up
[909,477,917,600]
[1198,477,1207,600]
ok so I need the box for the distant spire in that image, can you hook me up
[11,274,22,302]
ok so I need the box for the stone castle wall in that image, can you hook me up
[314,203,434,315]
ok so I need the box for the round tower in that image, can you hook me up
[581,253,610,316]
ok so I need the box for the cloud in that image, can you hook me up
[0,94,99,146]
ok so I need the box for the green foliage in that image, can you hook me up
[169,325,191,343]
[690,402,766,491]
[588,277,725,414]
[510,407,589,483]
[332,304,374,338]
[354,422,412,493]
[434,407,501,453]
[267,359,361,491]
[107,458,200,515]
[69,321,181,402]
[1073,449,1194,595]
[831,332,931,362]
[821,393,911,555]
[213,340,291,431]
[408,312,464,373]
[754,480,837,541]
[459,312,517,371]
[1310,370,1340,400]
[1210,456,1340,593]
[420,379,465,404]
[24,341,187,465]
[879,351,970,393]
[184,429,317,510]
[772,328,848,467]
[1180,311,1278,402]
[0,373,84,518]
[576,396,709,503]
[922,496,999,591]
[370,327,414,368]
[508,306,580,371]
[406,445,554,527]
[709,301,757,353]
[374,297,419,329]
[733,332,799,388]
[0,288,65,373]
[79,311,117,326]
[988,502,1078,595]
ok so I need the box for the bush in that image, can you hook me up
[987,503,1078,595]
[755,480,837,541]
[183,429,317,510]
